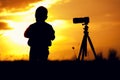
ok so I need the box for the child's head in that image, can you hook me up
[35,6,48,22]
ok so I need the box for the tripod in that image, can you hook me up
[77,24,97,61]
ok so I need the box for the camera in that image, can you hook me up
[73,17,89,24]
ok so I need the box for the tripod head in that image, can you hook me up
[73,17,89,37]
[73,17,89,33]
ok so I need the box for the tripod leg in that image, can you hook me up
[81,35,87,61]
[88,36,97,59]
[77,35,85,60]
[81,50,85,61]
[84,34,87,56]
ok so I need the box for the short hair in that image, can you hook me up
[35,6,48,19]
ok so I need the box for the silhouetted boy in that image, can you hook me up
[24,6,55,63]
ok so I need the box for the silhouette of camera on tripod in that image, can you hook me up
[73,17,89,25]
[73,17,97,61]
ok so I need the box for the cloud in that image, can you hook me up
[0,22,12,30]
[0,0,41,12]
[49,0,120,21]
[0,0,42,22]
[0,0,65,21]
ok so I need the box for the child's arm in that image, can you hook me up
[24,25,32,38]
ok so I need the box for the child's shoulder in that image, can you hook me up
[43,22,53,28]
[44,22,52,26]
[29,22,36,26]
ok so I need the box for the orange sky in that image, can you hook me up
[0,0,120,61]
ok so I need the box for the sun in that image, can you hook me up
[3,21,30,45]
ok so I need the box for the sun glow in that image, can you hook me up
[3,21,29,45]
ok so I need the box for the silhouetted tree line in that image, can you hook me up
[96,49,119,62]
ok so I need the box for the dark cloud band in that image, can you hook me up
[0,22,12,30]
[0,0,41,12]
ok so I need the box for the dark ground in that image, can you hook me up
[0,60,120,79]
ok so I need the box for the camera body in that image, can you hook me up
[73,17,89,24]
